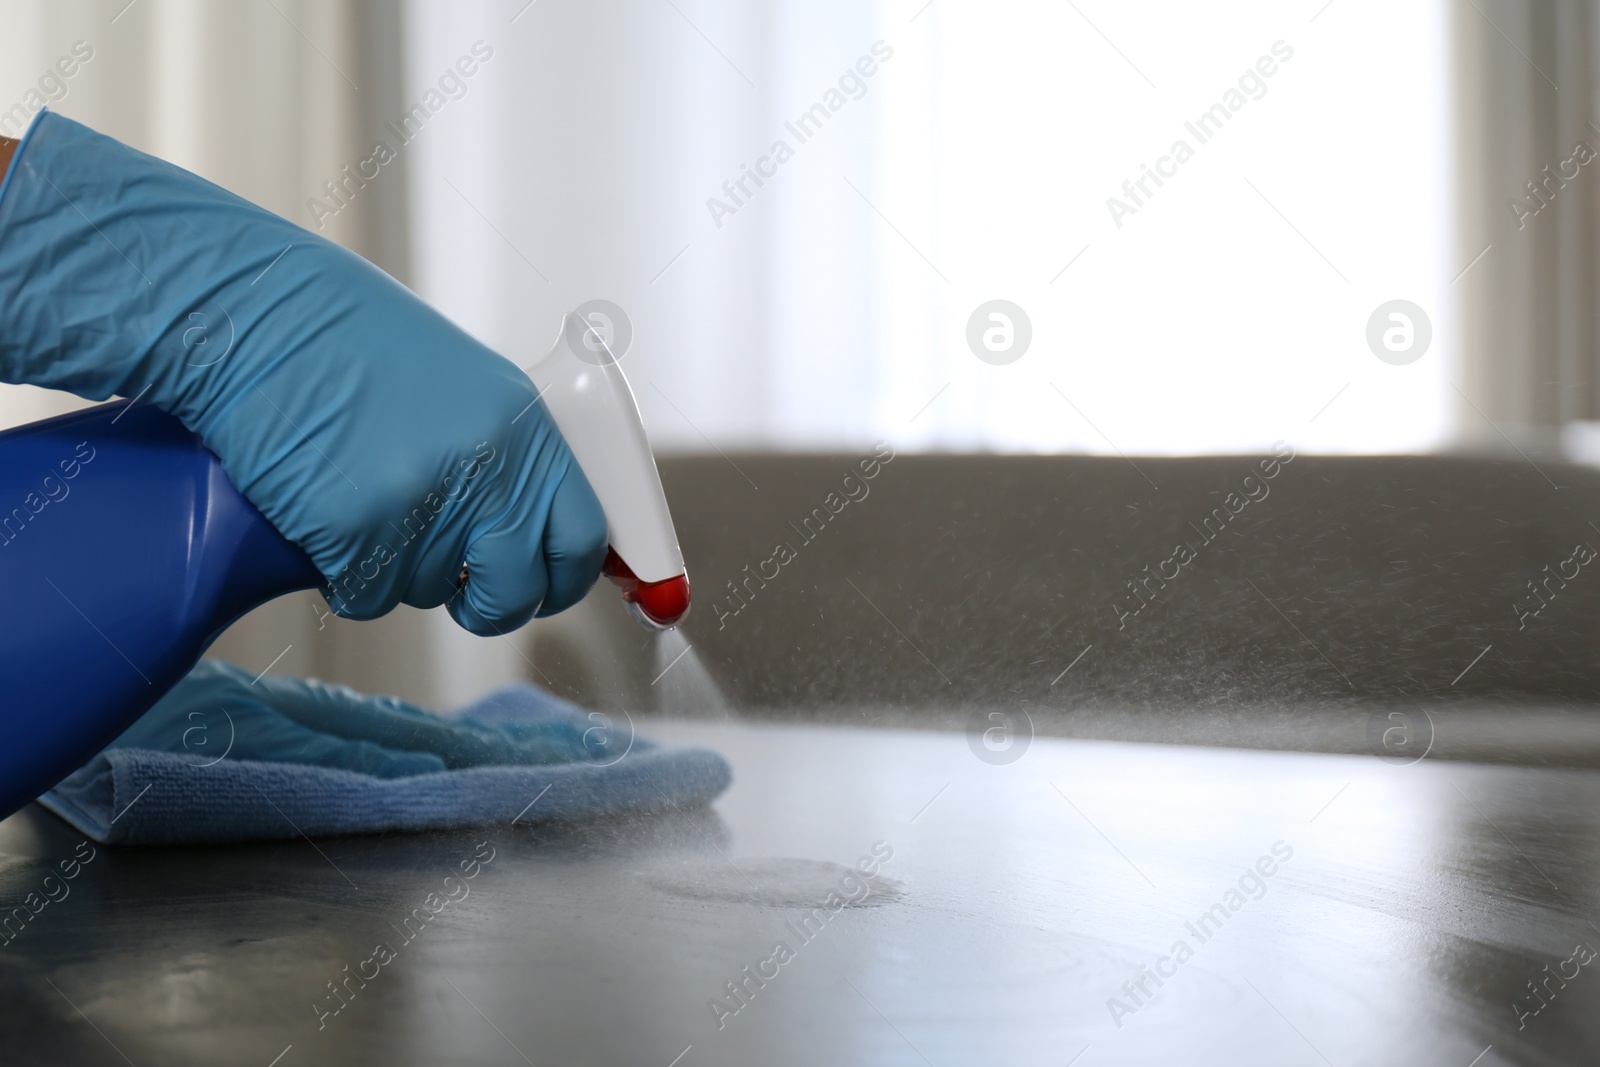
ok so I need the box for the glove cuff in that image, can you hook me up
[0,112,356,431]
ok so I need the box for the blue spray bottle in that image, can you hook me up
[0,311,689,822]
[0,399,320,820]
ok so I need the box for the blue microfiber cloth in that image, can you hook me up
[39,682,731,847]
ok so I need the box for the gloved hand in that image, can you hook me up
[112,661,615,777]
[0,112,606,633]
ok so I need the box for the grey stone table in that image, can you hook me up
[0,718,1595,1066]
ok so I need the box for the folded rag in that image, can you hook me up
[39,680,731,846]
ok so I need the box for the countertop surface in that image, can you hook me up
[0,718,1596,1066]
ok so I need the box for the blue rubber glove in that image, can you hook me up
[0,112,606,633]
[111,661,614,777]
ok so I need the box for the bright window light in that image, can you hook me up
[406,0,1456,457]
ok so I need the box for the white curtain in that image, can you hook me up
[405,0,1458,459]
[1455,0,1600,446]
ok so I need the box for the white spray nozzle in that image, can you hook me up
[523,311,691,629]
